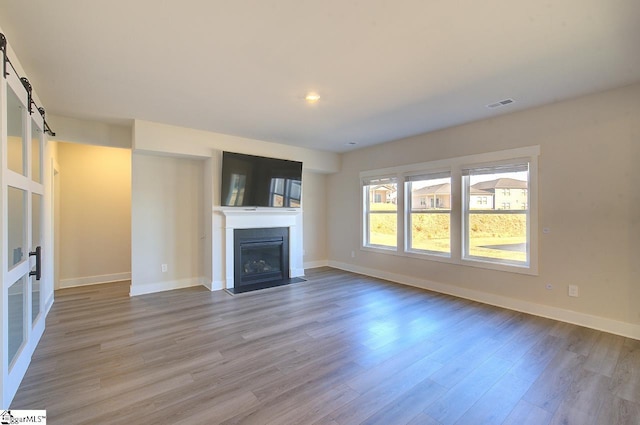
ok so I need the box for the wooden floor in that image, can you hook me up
[12,268,640,424]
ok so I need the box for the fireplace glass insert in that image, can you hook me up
[233,227,290,293]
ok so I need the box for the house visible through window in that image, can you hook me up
[406,172,451,256]
[463,162,530,266]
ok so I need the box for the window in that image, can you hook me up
[360,146,538,274]
[406,172,451,256]
[363,177,397,249]
[463,161,530,266]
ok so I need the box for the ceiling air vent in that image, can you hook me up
[486,98,515,109]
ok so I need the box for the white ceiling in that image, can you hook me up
[1,1,639,152]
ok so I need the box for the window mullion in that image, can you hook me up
[396,174,404,252]
[450,167,463,261]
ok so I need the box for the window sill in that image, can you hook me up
[360,245,538,276]
[361,245,399,255]
[461,257,538,276]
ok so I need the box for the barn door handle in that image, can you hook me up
[29,246,41,281]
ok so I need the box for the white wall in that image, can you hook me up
[131,153,205,295]
[327,83,640,338]
[49,114,132,149]
[57,142,131,287]
[302,171,328,267]
[202,158,214,288]
[50,143,60,290]
[133,119,340,173]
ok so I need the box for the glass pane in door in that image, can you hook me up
[7,87,26,175]
[32,193,43,324]
[8,276,27,366]
[32,193,42,248]
[8,186,27,268]
[31,275,40,324]
[32,119,42,183]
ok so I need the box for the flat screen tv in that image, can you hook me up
[221,151,303,208]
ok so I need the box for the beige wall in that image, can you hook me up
[132,121,335,287]
[50,114,132,149]
[133,119,340,173]
[327,84,640,333]
[58,142,131,285]
[51,142,60,289]
[131,153,205,294]
[302,171,327,266]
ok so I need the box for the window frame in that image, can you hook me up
[360,146,539,275]
[404,170,452,258]
[362,175,400,252]
[461,158,534,272]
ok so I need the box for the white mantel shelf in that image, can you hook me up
[214,207,305,290]
[216,207,302,216]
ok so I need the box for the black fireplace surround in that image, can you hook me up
[232,227,302,293]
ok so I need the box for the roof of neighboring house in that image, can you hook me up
[412,183,451,196]
[471,178,527,191]
[371,184,396,192]
[470,187,493,195]
[411,182,493,196]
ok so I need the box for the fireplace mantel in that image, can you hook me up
[218,207,300,227]
[214,207,304,289]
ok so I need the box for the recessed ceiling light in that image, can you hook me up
[305,93,321,103]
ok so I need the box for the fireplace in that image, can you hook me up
[217,207,306,292]
[233,227,290,293]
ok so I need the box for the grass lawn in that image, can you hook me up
[369,206,527,262]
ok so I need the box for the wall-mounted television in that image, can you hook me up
[221,151,303,208]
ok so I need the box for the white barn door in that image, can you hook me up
[1,56,48,407]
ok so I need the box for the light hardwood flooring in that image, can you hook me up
[11,267,640,424]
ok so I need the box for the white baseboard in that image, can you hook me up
[304,260,329,269]
[201,277,213,291]
[291,267,305,278]
[201,277,227,291]
[129,277,206,296]
[328,261,640,340]
[59,272,131,289]
[211,280,225,291]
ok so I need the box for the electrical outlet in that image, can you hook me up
[161,264,168,273]
[568,285,579,297]
[351,251,355,258]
